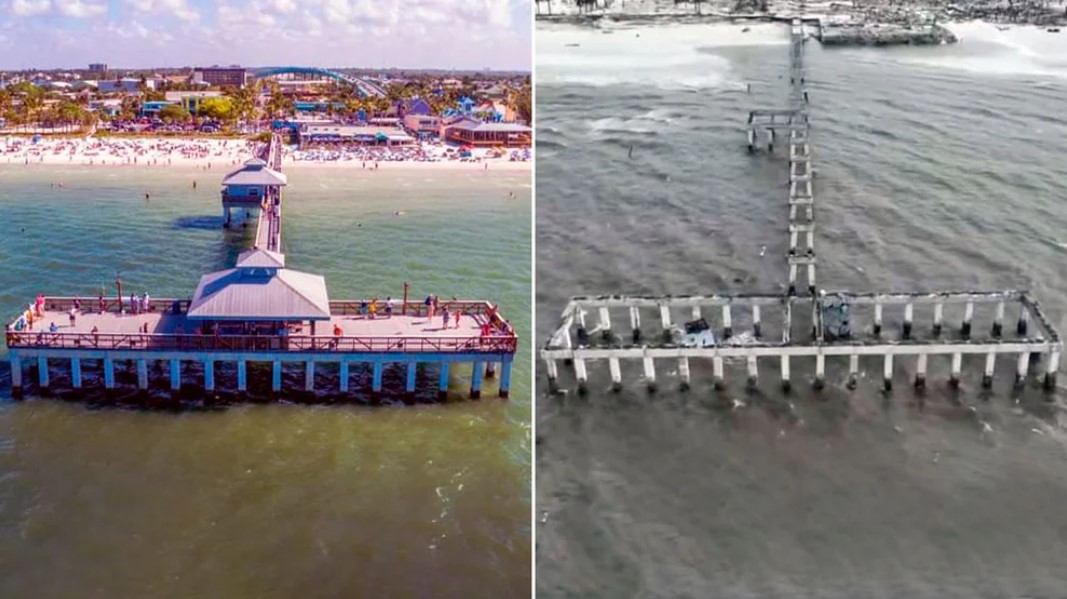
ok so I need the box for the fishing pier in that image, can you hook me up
[6,135,517,402]
[541,18,1062,395]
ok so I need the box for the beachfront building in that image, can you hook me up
[194,66,247,88]
[88,63,108,74]
[164,91,225,114]
[441,117,532,147]
[297,124,416,149]
[404,114,441,139]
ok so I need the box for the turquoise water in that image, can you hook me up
[0,164,532,597]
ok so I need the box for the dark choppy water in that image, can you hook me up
[536,20,1067,598]
[0,165,531,597]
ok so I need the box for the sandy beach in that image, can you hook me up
[0,136,532,172]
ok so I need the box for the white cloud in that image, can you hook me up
[9,0,51,16]
[128,0,199,21]
[55,0,106,17]
[269,0,296,14]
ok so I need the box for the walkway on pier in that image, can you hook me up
[253,135,283,252]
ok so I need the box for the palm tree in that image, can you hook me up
[22,89,45,134]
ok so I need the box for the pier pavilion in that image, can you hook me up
[5,135,518,402]
[221,157,286,229]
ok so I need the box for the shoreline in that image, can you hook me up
[0,136,531,172]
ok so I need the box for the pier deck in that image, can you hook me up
[8,299,512,353]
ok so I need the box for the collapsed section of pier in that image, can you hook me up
[541,17,1063,396]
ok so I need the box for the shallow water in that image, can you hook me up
[536,21,1067,598]
[0,165,532,598]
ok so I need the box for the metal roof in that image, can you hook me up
[187,267,330,321]
[447,119,531,133]
[221,160,288,187]
[235,248,286,269]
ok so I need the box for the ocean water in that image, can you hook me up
[536,20,1067,598]
[0,165,532,598]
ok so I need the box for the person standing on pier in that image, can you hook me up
[425,295,435,320]
[442,307,450,330]
[360,298,368,318]
[68,308,76,327]
[385,296,394,318]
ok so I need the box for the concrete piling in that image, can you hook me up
[814,352,825,389]
[1045,351,1060,390]
[574,358,588,395]
[950,352,962,388]
[137,359,148,391]
[992,301,1004,337]
[337,361,347,393]
[753,305,762,337]
[883,353,893,391]
[204,359,215,392]
[71,357,82,388]
[962,301,974,338]
[438,362,450,399]
[499,359,512,398]
[722,305,732,339]
[171,359,182,391]
[848,354,859,390]
[915,353,928,389]
[983,352,995,388]
[545,359,559,394]
[903,302,913,339]
[470,361,484,399]
[873,302,883,336]
[643,356,657,392]
[933,301,943,336]
[746,355,758,388]
[1015,352,1029,388]
[609,357,623,392]
[781,355,792,392]
[406,361,417,397]
[678,357,691,391]
[103,357,115,390]
[713,356,725,390]
[1017,307,1029,336]
[37,356,49,392]
[303,360,313,392]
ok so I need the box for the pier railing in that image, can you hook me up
[5,330,517,354]
[7,296,517,354]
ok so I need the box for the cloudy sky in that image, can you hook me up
[0,0,531,70]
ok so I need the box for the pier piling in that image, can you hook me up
[37,356,49,392]
[439,362,451,399]
[71,357,82,388]
[609,357,623,392]
[470,361,484,399]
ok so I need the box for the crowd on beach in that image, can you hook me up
[0,136,257,167]
[0,135,531,168]
[289,143,532,165]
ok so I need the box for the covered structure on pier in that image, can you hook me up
[187,248,331,335]
[221,157,287,227]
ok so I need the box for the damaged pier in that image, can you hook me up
[541,17,1063,396]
